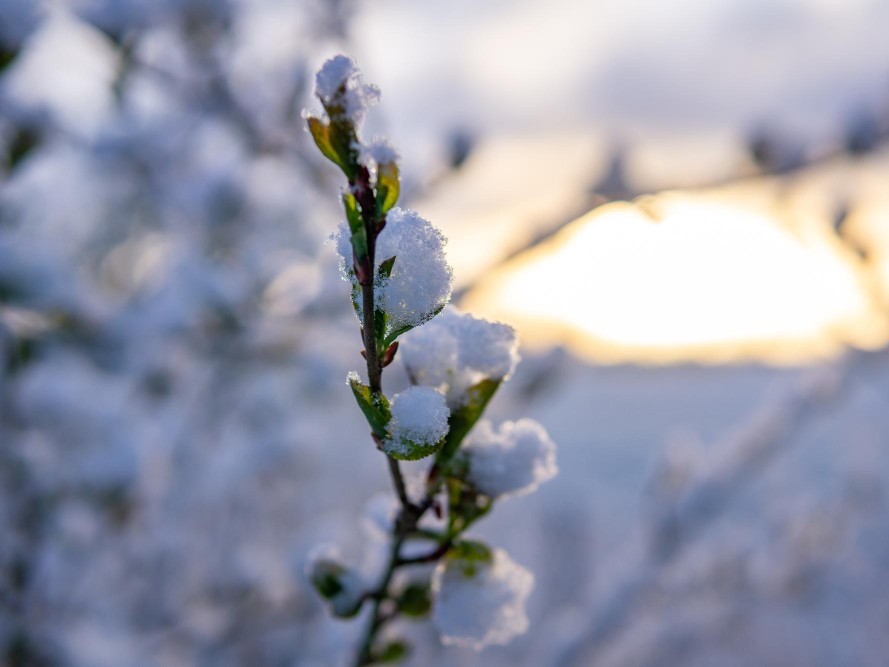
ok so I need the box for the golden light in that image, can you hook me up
[462,194,887,364]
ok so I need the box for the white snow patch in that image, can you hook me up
[400,307,519,407]
[360,136,400,169]
[461,419,558,499]
[432,547,534,650]
[313,54,380,122]
[335,207,453,337]
[385,386,449,457]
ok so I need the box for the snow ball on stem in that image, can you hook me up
[314,54,380,123]
[400,307,519,407]
[384,385,450,459]
[460,419,557,498]
[335,207,454,338]
[359,136,400,173]
[431,547,533,650]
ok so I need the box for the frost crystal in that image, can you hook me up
[400,307,519,407]
[314,54,379,122]
[460,419,558,498]
[335,208,453,338]
[431,548,534,650]
[385,386,449,458]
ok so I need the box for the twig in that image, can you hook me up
[396,541,452,567]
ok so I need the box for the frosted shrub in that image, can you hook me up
[306,56,558,665]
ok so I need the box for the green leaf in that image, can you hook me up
[397,582,432,618]
[448,539,494,576]
[436,378,502,465]
[375,161,400,216]
[312,570,344,600]
[348,375,391,436]
[446,480,494,535]
[384,437,444,462]
[374,640,410,663]
[370,258,397,351]
[374,312,388,355]
[378,255,396,279]
[342,192,364,234]
[307,113,358,181]
[450,539,493,563]
[382,303,446,349]
[342,192,368,260]
[349,278,361,313]
[328,116,359,181]
[307,116,347,172]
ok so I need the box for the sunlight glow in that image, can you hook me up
[463,197,886,364]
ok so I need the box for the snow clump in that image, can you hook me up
[400,307,519,407]
[459,419,558,498]
[431,548,534,650]
[360,136,400,171]
[384,385,450,458]
[313,54,380,122]
[335,207,453,338]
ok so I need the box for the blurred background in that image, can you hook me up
[2,0,889,665]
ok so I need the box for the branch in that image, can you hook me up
[396,541,451,567]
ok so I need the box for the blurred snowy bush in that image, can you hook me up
[0,1,377,665]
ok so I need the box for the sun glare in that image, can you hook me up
[463,196,886,364]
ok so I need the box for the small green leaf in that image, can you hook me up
[348,375,391,436]
[342,192,363,233]
[397,582,432,618]
[342,192,369,264]
[328,116,359,181]
[375,161,400,216]
[374,640,410,663]
[449,539,493,576]
[382,304,446,349]
[446,480,493,535]
[307,112,359,181]
[371,258,397,351]
[436,378,502,465]
[374,308,388,352]
[451,539,493,563]
[349,280,361,313]
[312,570,344,599]
[378,255,396,279]
[384,437,444,462]
[307,116,347,172]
